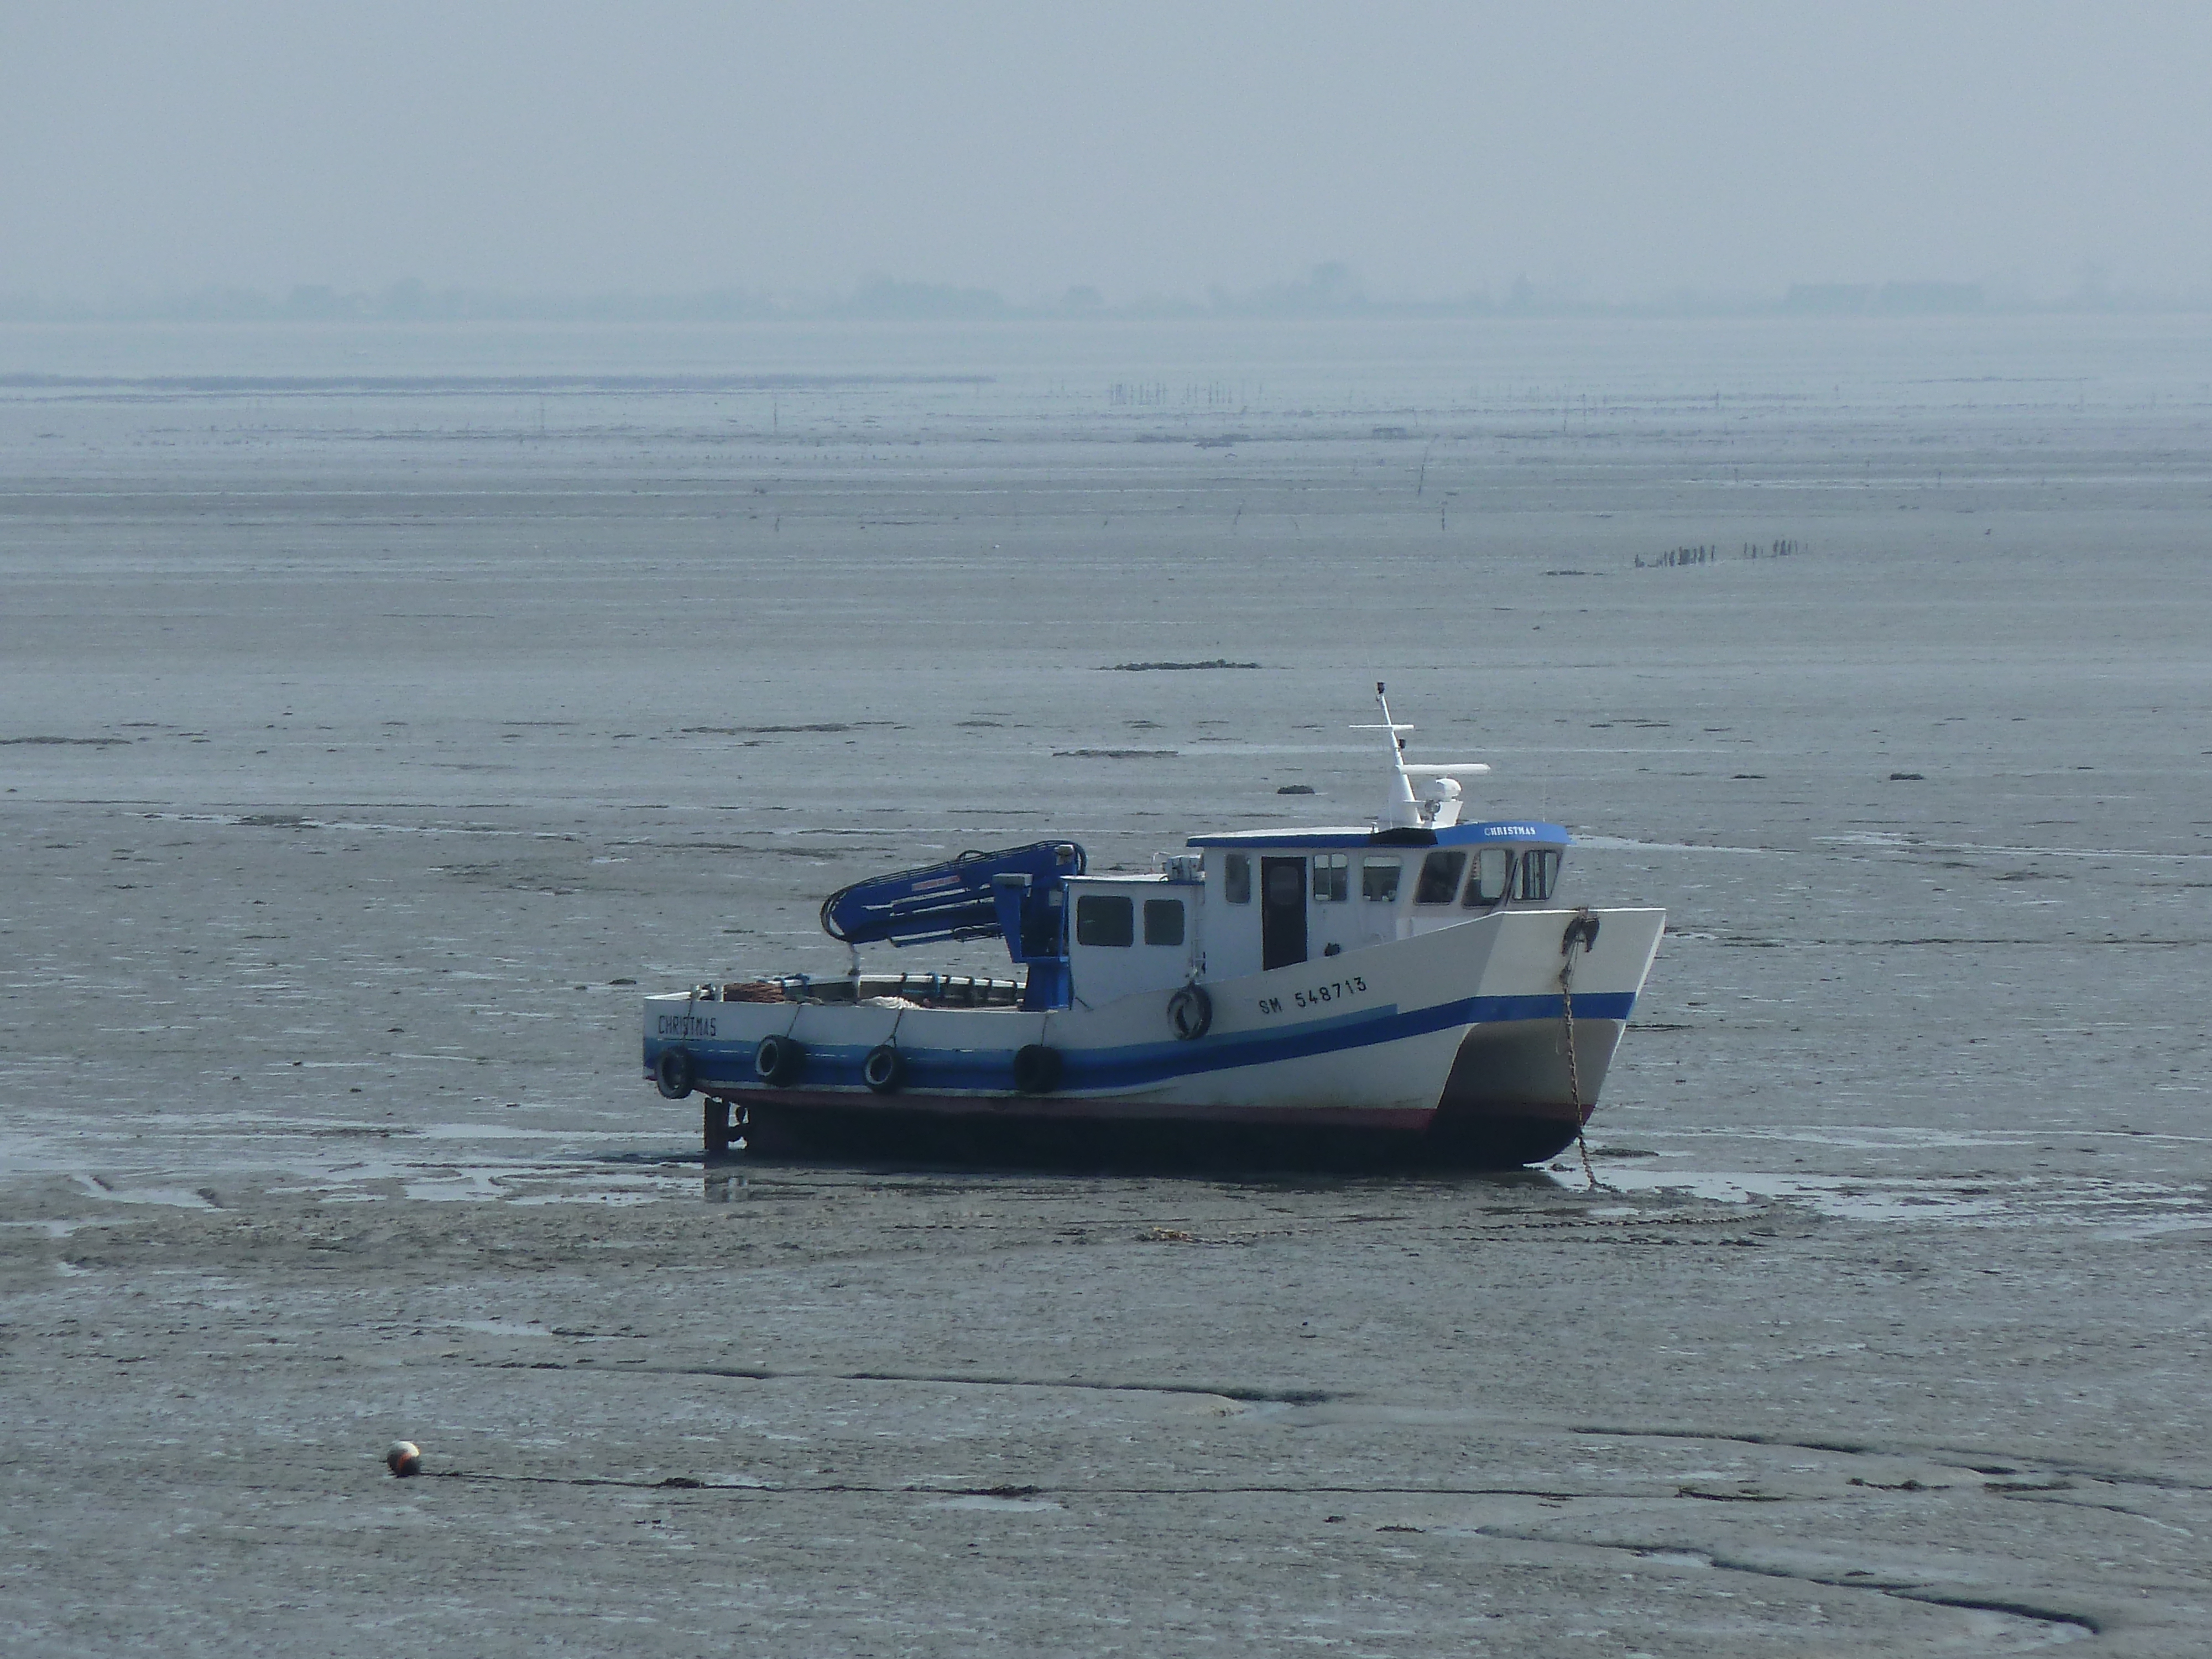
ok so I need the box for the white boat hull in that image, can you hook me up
[643,906,1665,1164]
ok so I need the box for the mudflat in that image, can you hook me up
[3,316,2208,1654]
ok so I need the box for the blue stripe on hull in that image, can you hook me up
[669,989,1636,1097]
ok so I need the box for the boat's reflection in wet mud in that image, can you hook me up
[698,1155,1575,1204]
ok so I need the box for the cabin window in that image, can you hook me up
[1312,852,1349,902]
[1361,856,1402,901]
[1265,861,1305,907]
[1075,894,1134,947]
[1413,850,1466,905]
[1143,898,1185,946]
[1223,853,1251,904]
[1464,844,1514,908]
[1520,848,1561,901]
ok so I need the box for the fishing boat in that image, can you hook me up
[642,685,1664,1166]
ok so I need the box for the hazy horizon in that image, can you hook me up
[5,267,2203,325]
[7,2,2211,312]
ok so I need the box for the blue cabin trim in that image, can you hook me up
[1186,820,1570,851]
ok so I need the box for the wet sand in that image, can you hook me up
[3,316,2209,1653]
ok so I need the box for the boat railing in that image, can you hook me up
[696,973,1025,1009]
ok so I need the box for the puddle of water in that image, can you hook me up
[1,1216,125,1237]
[401,1172,508,1202]
[1646,1123,2212,1152]
[358,1162,691,1205]
[506,1190,669,1207]
[1818,832,2212,862]
[1598,1165,2210,1232]
[142,811,545,839]
[414,1123,646,1142]
[71,1174,216,1208]
[1573,834,1780,855]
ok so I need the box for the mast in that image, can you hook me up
[1353,680,1489,828]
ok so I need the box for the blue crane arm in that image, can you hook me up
[818,840,1087,951]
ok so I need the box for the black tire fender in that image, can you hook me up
[754,1034,805,1087]
[1013,1043,1062,1095]
[862,1044,905,1094]
[1167,984,1213,1041]
[655,1046,695,1100]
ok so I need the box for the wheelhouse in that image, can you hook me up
[1061,821,1569,1005]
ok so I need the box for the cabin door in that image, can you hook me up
[1260,857,1308,971]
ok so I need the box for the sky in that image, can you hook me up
[4,1,2210,305]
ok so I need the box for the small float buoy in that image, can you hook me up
[385,1440,422,1478]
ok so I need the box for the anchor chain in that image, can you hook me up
[1559,908,1599,1192]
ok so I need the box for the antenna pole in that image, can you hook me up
[1375,681,1407,760]
[1375,682,1418,819]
